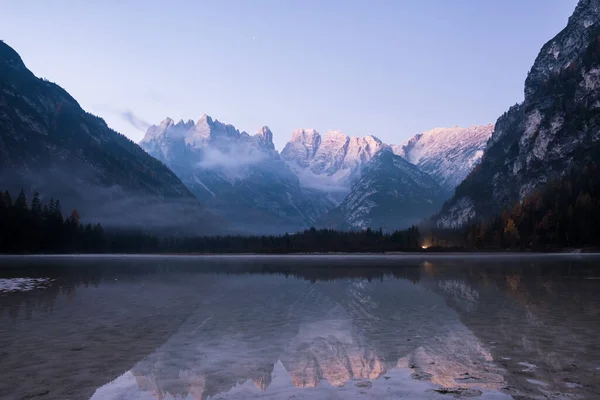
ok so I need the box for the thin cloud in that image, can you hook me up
[120,109,151,132]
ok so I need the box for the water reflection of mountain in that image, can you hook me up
[420,259,600,399]
[92,273,506,399]
[1,255,599,399]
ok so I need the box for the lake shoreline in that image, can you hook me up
[0,250,597,258]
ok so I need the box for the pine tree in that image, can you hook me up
[0,191,8,209]
[14,189,27,210]
[3,191,12,207]
[31,191,42,218]
[53,199,63,220]
[47,199,55,219]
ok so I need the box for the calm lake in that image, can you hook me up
[0,254,599,400]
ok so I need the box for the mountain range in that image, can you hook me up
[0,36,494,235]
[3,0,594,236]
[139,116,333,234]
[140,117,492,233]
[0,33,492,235]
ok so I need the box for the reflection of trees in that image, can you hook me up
[422,258,600,399]
[1,256,425,319]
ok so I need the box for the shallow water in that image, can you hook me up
[0,254,599,400]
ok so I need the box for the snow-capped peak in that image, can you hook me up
[290,128,321,145]
[281,128,388,196]
[140,114,278,156]
[392,124,494,191]
[323,129,348,140]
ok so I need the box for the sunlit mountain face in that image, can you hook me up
[1,256,599,399]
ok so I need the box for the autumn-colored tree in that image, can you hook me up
[511,202,523,224]
[504,218,519,247]
[70,209,80,228]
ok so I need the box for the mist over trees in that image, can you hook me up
[5,159,600,254]
[0,189,422,254]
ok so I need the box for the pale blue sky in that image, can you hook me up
[1,0,578,149]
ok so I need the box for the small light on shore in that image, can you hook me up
[421,245,428,249]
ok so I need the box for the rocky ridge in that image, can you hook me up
[437,0,600,228]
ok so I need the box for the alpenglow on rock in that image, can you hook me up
[280,129,387,197]
[318,149,448,231]
[393,125,494,192]
[436,0,600,228]
[140,117,332,234]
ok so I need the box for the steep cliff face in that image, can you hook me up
[281,129,387,198]
[393,125,494,192]
[140,117,331,234]
[0,41,210,233]
[318,149,447,231]
[437,0,600,228]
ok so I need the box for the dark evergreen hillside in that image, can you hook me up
[0,190,105,253]
[428,158,600,250]
[0,189,421,254]
[0,41,214,233]
[437,0,600,228]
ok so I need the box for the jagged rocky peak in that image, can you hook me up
[346,134,385,162]
[291,128,321,142]
[323,129,349,142]
[393,124,494,191]
[141,114,278,150]
[525,0,600,100]
[141,117,189,144]
[281,128,388,192]
[160,117,174,127]
[177,118,195,128]
[164,116,195,130]
[283,128,322,166]
[436,0,600,228]
[253,126,275,149]
[187,113,242,146]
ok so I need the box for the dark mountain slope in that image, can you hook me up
[0,41,213,233]
[437,0,600,228]
[319,149,448,231]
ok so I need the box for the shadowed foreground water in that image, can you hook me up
[0,254,599,400]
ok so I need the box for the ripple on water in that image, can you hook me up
[0,277,53,294]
